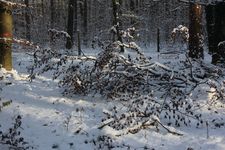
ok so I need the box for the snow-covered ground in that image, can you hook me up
[0,51,225,150]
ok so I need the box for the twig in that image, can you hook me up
[156,120,183,136]
[186,54,193,78]
[98,118,114,129]
[206,121,209,139]
[115,120,153,137]
[0,141,26,150]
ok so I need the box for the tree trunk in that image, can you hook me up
[0,2,13,71]
[157,28,160,52]
[112,0,124,52]
[25,0,31,41]
[130,0,135,25]
[66,0,76,49]
[206,2,225,64]
[50,0,54,45]
[205,5,216,54]
[83,0,88,46]
[189,3,204,59]
[77,30,81,56]
[74,0,77,41]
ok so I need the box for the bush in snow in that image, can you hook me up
[0,116,31,150]
[0,68,31,150]
[29,29,225,135]
[0,67,12,112]
[212,41,225,64]
[171,25,189,43]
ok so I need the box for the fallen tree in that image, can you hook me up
[29,38,225,136]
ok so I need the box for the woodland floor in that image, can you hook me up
[0,49,225,150]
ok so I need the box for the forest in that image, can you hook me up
[0,0,225,150]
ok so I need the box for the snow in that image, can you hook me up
[218,41,225,47]
[48,29,71,39]
[0,50,225,150]
[171,25,189,43]
[0,0,26,8]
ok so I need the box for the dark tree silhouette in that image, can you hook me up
[206,2,225,64]
[25,0,31,41]
[189,3,204,59]
[112,0,124,52]
[66,0,77,49]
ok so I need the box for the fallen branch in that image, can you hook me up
[98,118,114,129]
[156,120,183,136]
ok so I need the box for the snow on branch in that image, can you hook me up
[178,0,219,5]
[48,29,71,39]
[13,38,39,48]
[29,37,225,137]
[171,25,189,43]
[0,0,26,8]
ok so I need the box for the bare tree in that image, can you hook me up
[83,0,88,46]
[24,0,31,41]
[66,0,77,49]
[112,0,124,52]
[206,2,225,64]
[50,0,55,45]
[188,3,204,59]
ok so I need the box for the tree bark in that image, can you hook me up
[130,0,135,25]
[157,28,160,52]
[25,0,31,41]
[50,0,54,45]
[83,0,88,46]
[77,30,81,56]
[206,2,225,64]
[189,3,204,59]
[74,0,77,41]
[66,0,76,49]
[0,2,13,71]
[205,5,216,54]
[112,0,124,52]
